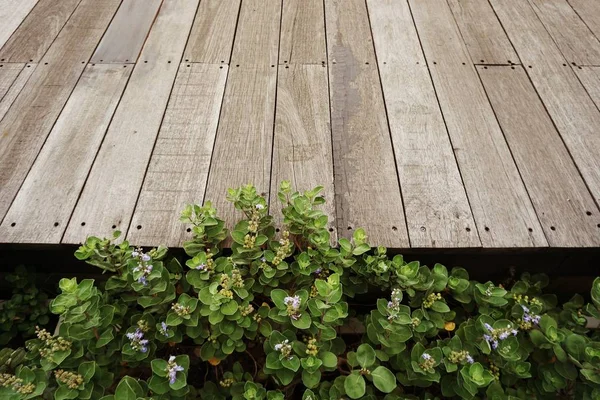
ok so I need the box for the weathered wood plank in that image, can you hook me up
[574,66,600,108]
[203,66,277,224]
[529,0,600,65]
[0,64,25,101]
[279,0,326,64]
[230,0,281,66]
[410,0,546,247]
[491,0,600,205]
[183,0,241,64]
[0,0,39,50]
[479,65,600,246]
[127,63,227,247]
[568,0,600,41]
[447,0,519,64]
[63,0,199,244]
[325,0,409,247]
[91,0,162,63]
[0,0,122,221]
[368,0,479,248]
[270,64,336,239]
[0,0,81,63]
[0,64,35,120]
[0,65,131,243]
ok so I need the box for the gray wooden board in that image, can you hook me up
[0,0,81,63]
[368,0,480,248]
[0,64,24,101]
[410,0,547,247]
[183,0,241,64]
[203,66,277,229]
[0,0,122,222]
[279,0,327,64]
[63,0,200,244]
[448,0,519,64]
[491,0,600,206]
[230,0,281,66]
[0,0,39,51]
[529,0,600,65]
[0,64,35,121]
[269,64,336,241]
[574,66,600,109]
[568,0,600,42]
[127,63,228,247]
[479,65,600,246]
[0,65,131,243]
[91,0,163,63]
[325,0,409,247]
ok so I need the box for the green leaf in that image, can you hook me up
[356,344,376,368]
[221,300,238,316]
[321,351,338,368]
[115,376,143,400]
[281,356,300,372]
[291,313,311,329]
[344,373,366,399]
[371,366,396,393]
[302,370,321,389]
[78,361,96,383]
[352,244,370,256]
[151,359,168,377]
[430,301,450,313]
[271,289,287,309]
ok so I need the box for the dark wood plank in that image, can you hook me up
[479,65,600,246]
[183,0,241,64]
[279,0,326,64]
[448,0,519,64]
[0,64,24,101]
[368,0,479,248]
[410,0,546,247]
[0,0,39,50]
[128,63,227,247]
[64,0,200,244]
[0,0,122,222]
[91,0,162,64]
[325,0,409,247]
[0,0,81,63]
[0,65,131,243]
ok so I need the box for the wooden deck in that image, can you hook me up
[1,0,600,249]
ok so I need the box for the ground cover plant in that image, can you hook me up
[1,182,600,399]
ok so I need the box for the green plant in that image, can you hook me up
[0,266,50,345]
[1,182,599,399]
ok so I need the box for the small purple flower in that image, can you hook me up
[166,356,184,384]
[387,301,395,309]
[421,353,432,361]
[484,323,493,332]
[126,328,149,352]
[521,304,530,313]
[195,263,206,271]
[483,334,492,342]
[492,341,499,350]
[255,204,264,210]
[314,268,323,275]
[499,332,509,340]
[159,322,169,336]
[466,355,474,364]
[131,251,139,257]
[138,276,147,286]
[141,253,151,262]
[261,257,266,263]
[284,296,301,309]
[512,329,519,336]
[523,314,531,322]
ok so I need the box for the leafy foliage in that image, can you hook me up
[1,182,600,399]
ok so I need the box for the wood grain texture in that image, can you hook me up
[203,66,277,226]
[410,0,546,247]
[0,65,130,243]
[326,0,409,247]
[127,63,227,247]
[492,0,600,205]
[184,0,241,64]
[63,0,199,244]
[568,0,600,41]
[574,66,600,108]
[0,64,25,101]
[447,0,519,64]
[0,64,35,120]
[270,64,336,239]
[368,0,479,248]
[0,0,39,50]
[0,0,122,221]
[479,66,600,246]
[230,0,281,66]
[91,0,162,63]
[0,0,81,63]
[279,0,326,64]
[529,0,600,65]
